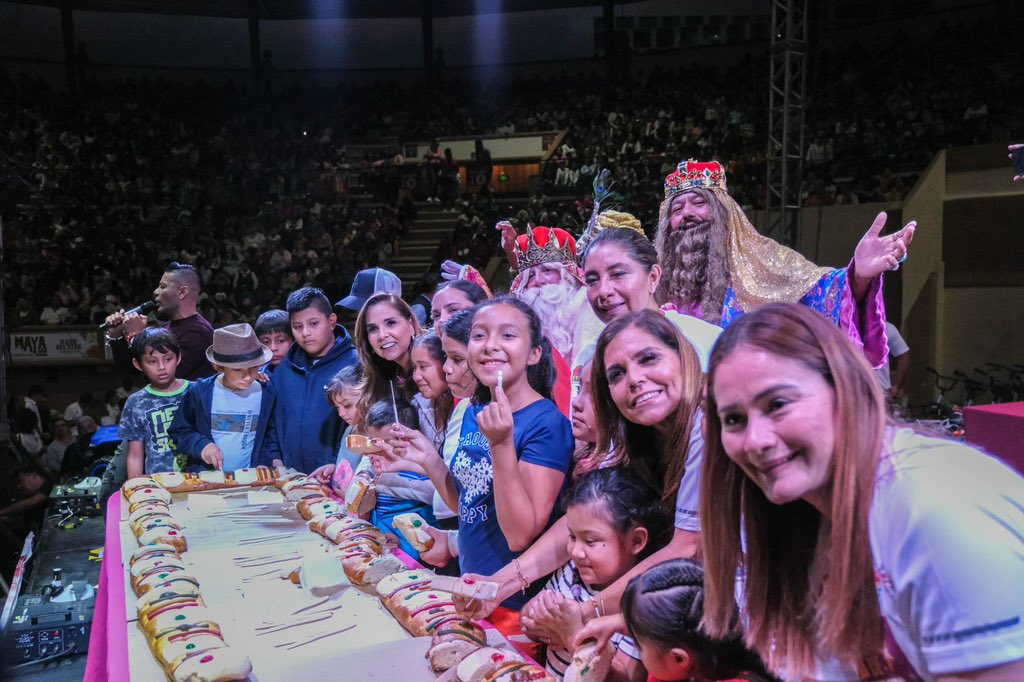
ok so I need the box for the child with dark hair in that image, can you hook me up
[522,468,673,680]
[272,287,359,472]
[618,559,776,682]
[119,328,191,477]
[254,309,293,373]
[352,397,437,561]
[311,364,366,495]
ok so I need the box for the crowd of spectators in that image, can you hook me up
[1,16,1019,328]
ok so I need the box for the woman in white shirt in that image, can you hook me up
[701,302,1024,682]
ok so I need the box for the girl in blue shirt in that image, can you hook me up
[386,297,573,645]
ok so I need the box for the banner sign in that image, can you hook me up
[8,329,112,365]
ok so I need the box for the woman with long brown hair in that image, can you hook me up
[701,303,1024,681]
[354,292,421,413]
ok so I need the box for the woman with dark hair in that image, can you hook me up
[354,292,422,419]
[579,226,721,371]
[430,279,489,335]
[701,303,1024,681]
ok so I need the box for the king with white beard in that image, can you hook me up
[499,223,603,367]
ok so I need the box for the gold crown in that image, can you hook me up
[664,159,727,199]
[512,226,578,275]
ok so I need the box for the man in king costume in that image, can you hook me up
[654,160,915,367]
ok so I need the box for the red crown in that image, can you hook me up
[664,160,727,198]
[512,226,578,274]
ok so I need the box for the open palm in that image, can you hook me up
[853,212,917,281]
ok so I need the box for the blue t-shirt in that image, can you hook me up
[450,398,573,610]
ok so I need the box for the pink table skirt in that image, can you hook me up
[84,493,129,682]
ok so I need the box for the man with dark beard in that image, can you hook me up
[654,161,915,367]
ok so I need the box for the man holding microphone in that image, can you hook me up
[103,262,215,381]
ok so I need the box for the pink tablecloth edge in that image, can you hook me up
[84,492,129,682]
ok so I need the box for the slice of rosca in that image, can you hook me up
[129,505,172,531]
[429,575,501,602]
[130,555,186,581]
[393,512,435,552]
[274,470,305,489]
[123,477,161,500]
[133,565,197,596]
[390,590,456,622]
[129,543,180,567]
[151,471,189,492]
[563,640,615,682]
[427,619,489,672]
[128,486,172,506]
[197,469,234,490]
[456,647,524,682]
[137,526,187,552]
[167,645,252,682]
[296,498,341,521]
[308,513,359,538]
[150,619,222,650]
[141,603,212,637]
[346,433,383,455]
[484,661,556,682]
[229,465,275,487]
[136,585,202,613]
[342,552,406,586]
[138,593,207,629]
[154,631,227,667]
[132,515,182,539]
[137,574,201,600]
[376,569,435,599]
[133,515,183,538]
[344,476,376,515]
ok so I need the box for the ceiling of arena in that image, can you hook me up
[19,0,645,20]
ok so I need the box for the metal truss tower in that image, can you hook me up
[765,0,808,248]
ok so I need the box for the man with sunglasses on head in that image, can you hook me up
[104,262,215,380]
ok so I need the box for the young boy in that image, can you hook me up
[119,329,191,478]
[272,287,359,473]
[169,323,281,471]
[254,309,293,374]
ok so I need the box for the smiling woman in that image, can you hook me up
[701,303,1024,682]
[354,292,422,418]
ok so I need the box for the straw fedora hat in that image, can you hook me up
[205,323,273,369]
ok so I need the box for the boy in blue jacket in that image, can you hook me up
[170,323,281,470]
[271,287,359,473]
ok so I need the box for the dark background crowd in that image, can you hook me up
[1,16,1020,329]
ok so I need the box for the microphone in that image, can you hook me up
[98,300,157,331]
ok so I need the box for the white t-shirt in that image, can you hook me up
[412,393,443,452]
[572,309,721,377]
[876,322,910,391]
[870,427,1024,680]
[210,378,263,471]
[433,400,470,521]
[663,310,723,372]
[674,410,705,533]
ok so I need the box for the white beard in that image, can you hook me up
[518,277,594,363]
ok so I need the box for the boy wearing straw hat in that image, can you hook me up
[169,323,282,471]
